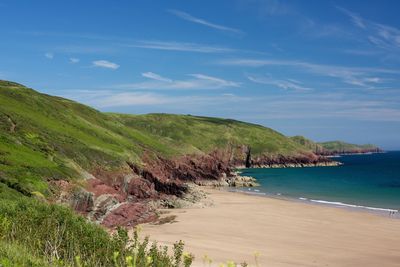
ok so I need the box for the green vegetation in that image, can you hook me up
[0,80,313,266]
[318,141,380,153]
[115,113,308,156]
[290,136,380,155]
[290,136,325,154]
[0,188,193,266]
[0,80,309,196]
[1,80,378,266]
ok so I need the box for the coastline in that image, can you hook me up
[235,160,342,169]
[140,187,400,267]
[229,187,400,215]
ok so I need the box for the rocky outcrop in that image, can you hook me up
[101,202,157,228]
[63,147,341,228]
[250,154,341,168]
[226,173,259,187]
[138,151,232,187]
[6,115,16,133]
[70,188,94,213]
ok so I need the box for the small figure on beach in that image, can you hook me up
[389,210,398,217]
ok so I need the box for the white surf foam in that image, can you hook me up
[308,199,398,212]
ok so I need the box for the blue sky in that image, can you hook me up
[1,0,400,149]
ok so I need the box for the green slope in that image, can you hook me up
[114,113,307,156]
[318,141,381,154]
[0,80,310,197]
[290,136,381,155]
[290,136,326,154]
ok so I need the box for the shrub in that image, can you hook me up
[0,196,193,266]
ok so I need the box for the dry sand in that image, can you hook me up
[141,188,400,267]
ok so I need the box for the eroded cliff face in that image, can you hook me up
[61,147,336,228]
[250,153,340,168]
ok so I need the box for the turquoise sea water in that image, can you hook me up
[239,151,400,212]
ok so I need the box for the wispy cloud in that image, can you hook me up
[88,91,170,107]
[45,52,54,59]
[336,7,366,29]
[343,49,381,56]
[168,9,243,35]
[237,0,293,16]
[22,30,237,54]
[224,93,400,122]
[55,45,116,54]
[92,60,119,70]
[116,72,240,90]
[219,58,398,88]
[62,89,400,122]
[188,74,240,87]
[69,58,80,64]
[130,40,235,53]
[246,74,312,91]
[60,89,247,108]
[337,6,400,52]
[142,72,172,82]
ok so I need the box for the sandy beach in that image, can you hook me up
[141,188,400,267]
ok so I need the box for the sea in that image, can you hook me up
[237,151,400,213]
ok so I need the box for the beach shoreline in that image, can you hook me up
[227,187,400,216]
[140,187,400,267]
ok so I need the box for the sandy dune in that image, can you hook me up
[141,188,400,267]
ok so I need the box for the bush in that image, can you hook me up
[0,196,193,266]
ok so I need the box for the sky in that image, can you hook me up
[1,0,400,149]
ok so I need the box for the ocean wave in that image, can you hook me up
[303,198,398,212]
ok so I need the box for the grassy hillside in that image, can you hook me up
[114,113,307,156]
[0,80,310,197]
[290,136,326,154]
[318,141,380,154]
[290,136,381,155]
[1,80,382,266]
[0,80,317,266]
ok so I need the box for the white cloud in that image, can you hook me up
[343,49,381,56]
[92,60,119,70]
[237,0,293,16]
[55,45,115,54]
[60,89,248,109]
[336,7,366,29]
[168,9,243,35]
[131,40,234,53]
[246,74,312,91]
[91,92,170,107]
[189,74,240,87]
[219,58,399,88]
[338,7,400,52]
[69,58,80,64]
[57,87,400,123]
[142,72,172,82]
[45,52,54,59]
[116,72,240,90]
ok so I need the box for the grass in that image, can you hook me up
[290,135,326,154]
[0,80,310,196]
[0,190,194,266]
[290,136,380,154]
[0,80,323,266]
[318,141,379,152]
[0,240,51,267]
